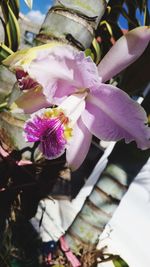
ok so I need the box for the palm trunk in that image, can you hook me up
[36,0,109,49]
[65,147,127,253]
[65,141,150,253]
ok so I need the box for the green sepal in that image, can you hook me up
[0,42,14,63]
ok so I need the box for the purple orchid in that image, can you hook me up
[3,26,150,170]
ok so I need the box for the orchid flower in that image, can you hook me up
[3,26,150,170]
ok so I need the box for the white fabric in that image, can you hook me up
[30,199,65,242]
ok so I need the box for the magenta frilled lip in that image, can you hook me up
[24,109,72,160]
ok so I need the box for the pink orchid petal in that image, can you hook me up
[72,52,101,88]
[82,84,150,149]
[14,88,49,113]
[66,117,92,171]
[27,47,100,103]
[28,57,74,102]
[98,26,150,82]
[53,53,101,103]
[27,45,79,102]
[53,79,77,105]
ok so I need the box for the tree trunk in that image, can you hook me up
[36,0,109,49]
[65,141,150,253]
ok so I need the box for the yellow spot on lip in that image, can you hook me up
[64,126,73,140]
[44,110,53,118]
[43,108,73,141]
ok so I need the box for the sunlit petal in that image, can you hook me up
[59,94,86,124]
[98,26,150,82]
[3,42,62,68]
[82,84,150,149]
[66,117,92,171]
[11,87,49,114]
[53,52,101,103]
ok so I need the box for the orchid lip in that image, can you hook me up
[24,108,72,159]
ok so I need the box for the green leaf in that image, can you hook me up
[24,0,33,9]
[136,0,146,13]
[109,22,123,40]
[92,38,101,65]
[0,102,8,112]
[9,0,20,19]
[1,1,20,51]
[100,20,113,36]
[0,43,14,62]
[113,257,129,267]
[84,48,94,61]
[0,16,9,46]
[144,6,150,25]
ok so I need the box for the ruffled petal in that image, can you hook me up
[66,117,92,171]
[4,44,101,105]
[98,26,150,82]
[28,47,75,102]
[53,52,101,103]
[29,49,100,103]
[82,84,150,149]
[3,44,76,103]
[72,52,101,88]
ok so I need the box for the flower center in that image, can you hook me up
[24,108,72,159]
[75,88,90,96]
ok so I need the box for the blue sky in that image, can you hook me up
[20,0,54,24]
[20,0,53,14]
